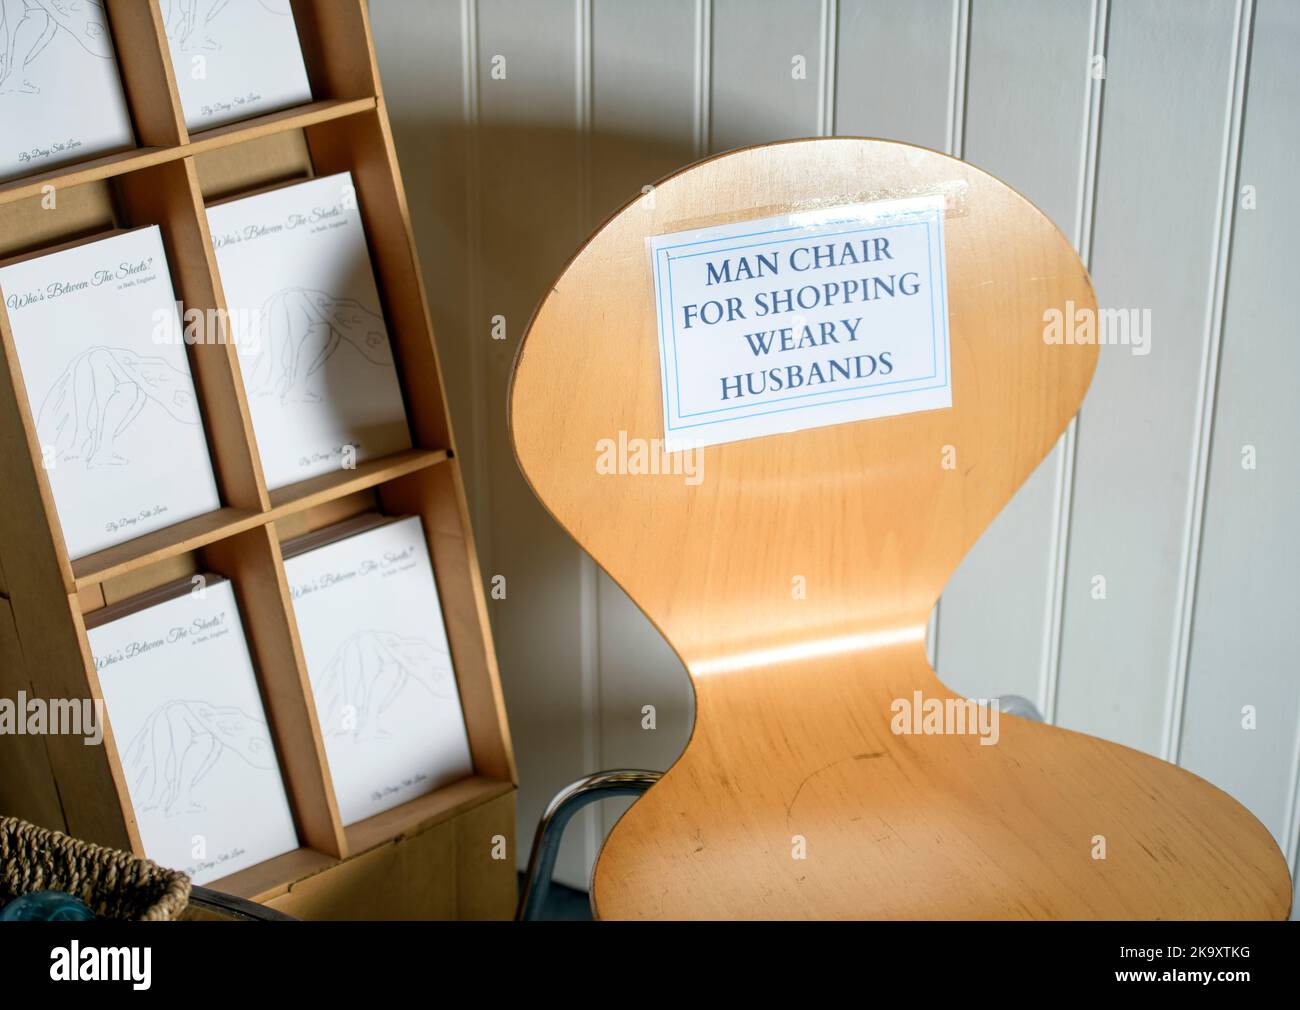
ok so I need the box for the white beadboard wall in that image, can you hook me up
[369,0,1300,914]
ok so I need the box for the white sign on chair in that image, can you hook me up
[649,194,951,451]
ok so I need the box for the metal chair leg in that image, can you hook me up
[187,885,299,921]
[996,694,1044,722]
[516,769,662,921]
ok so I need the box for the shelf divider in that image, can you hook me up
[107,0,188,148]
[204,524,348,860]
[116,157,270,514]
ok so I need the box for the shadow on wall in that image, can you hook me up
[386,113,700,887]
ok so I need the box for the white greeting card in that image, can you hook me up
[649,195,951,451]
[85,577,299,884]
[207,172,412,490]
[163,0,312,132]
[283,515,473,825]
[0,0,135,182]
[0,227,222,559]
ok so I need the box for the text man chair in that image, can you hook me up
[508,138,1291,919]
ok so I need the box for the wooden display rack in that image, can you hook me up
[0,0,516,919]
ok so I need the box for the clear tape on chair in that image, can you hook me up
[643,177,970,239]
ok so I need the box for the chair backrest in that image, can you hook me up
[510,138,1097,674]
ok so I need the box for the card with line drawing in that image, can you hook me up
[86,576,299,885]
[0,0,135,182]
[163,0,313,132]
[283,514,474,826]
[0,227,222,559]
[207,172,412,491]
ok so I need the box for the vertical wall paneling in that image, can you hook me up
[709,0,825,153]
[459,0,490,544]
[932,0,967,670]
[817,0,838,137]
[1044,0,1108,724]
[935,0,1099,716]
[1176,0,1300,917]
[1054,0,1239,755]
[945,0,969,159]
[834,0,958,152]
[693,0,712,158]
[475,0,590,886]
[1165,0,1253,761]
[369,0,476,499]
[573,0,601,891]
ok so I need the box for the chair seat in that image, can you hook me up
[591,646,1291,920]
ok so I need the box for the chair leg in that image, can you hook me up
[996,694,1044,722]
[516,769,662,921]
[187,885,299,921]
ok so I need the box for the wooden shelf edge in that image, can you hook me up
[266,447,450,518]
[0,99,378,209]
[186,97,378,158]
[69,448,450,592]
[344,776,516,859]
[205,846,337,903]
[71,506,263,591]
[206,777,515,905]
[0,147,173,208]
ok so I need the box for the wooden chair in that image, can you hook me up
[508,138,1292,919]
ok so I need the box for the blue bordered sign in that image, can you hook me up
[649,195,951,451]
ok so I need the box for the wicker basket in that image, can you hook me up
[1,816,190,921]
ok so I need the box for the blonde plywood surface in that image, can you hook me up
[509,138,1292,919]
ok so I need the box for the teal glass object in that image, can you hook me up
[0,890,96,921]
